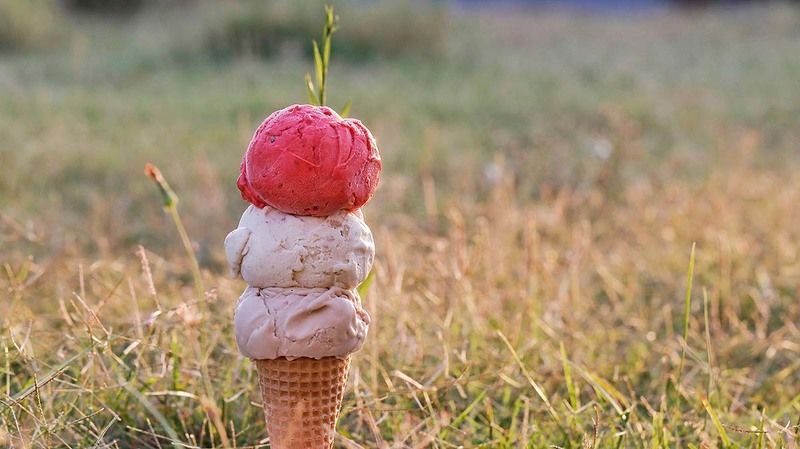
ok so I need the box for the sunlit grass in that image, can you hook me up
[2,3,800,448]
[4,166,800,447]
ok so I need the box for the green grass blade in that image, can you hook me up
[12,348,87,402]
[439,389,487,440]
[340,99,352,117]
[123,382,184,448]
[497,330,560,422]
[650,411,662,449]
[584,370,627,415]
[702,398,731,448]
[323,29,332,69]
[357,269,375,299]
[91,416,119,448]
[4,338,10,398]
[170,331,181,391]
[305,73,318,105]
[703,287,715,402]
[677,242,696,385]
[312,40,324,104]
[560,341,578,409]
[755,410,765,449]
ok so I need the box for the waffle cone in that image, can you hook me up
[256,356,350,449]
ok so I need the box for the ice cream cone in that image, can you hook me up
[256,356,350,449]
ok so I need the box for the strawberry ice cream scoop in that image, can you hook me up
[237,104,381,216]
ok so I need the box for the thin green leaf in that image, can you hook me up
[324,5,337,41]
[357,269,375,299]
[568,361,628,416]
[3,338,9,398]
[91,416,119,447]
[497,330,561,422]
[322,6,332,41]
[321,34,330,108]
[650,412,663,449]
[12,349,87,402]
[323,27,332,68]
[560,341,578,409]
[585,371,628,414]
[340,99,352,117]
[702,398,731,447]
[756,410,765,449]
[170,331,181,391]
[703,287,715,402]
[304,5,338,107]
[313,40,323,103]
[305,73,318,105]
[677,242,696,386]
[123,381,183,448]
[438,390,487,440]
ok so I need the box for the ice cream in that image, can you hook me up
[224,205,374,289]
[228,103,381,449]
[234,286,370,360]
[237,104,382,217]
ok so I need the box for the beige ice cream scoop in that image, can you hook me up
[234,286,370,360]
[224,205,374,289]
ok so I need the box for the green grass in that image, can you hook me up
[2,2,800,448]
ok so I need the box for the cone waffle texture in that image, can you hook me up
[256,356,350,449]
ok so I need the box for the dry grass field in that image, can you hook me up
[2,1,800,448]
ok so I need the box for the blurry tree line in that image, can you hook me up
[0,0,448,60]
[2,0,795,58]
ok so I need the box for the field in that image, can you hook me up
[2,1,800,448]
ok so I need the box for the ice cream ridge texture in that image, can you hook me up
[225,104,381,448]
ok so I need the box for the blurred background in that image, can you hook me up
[2,1,800,447]
[2,0,798,262]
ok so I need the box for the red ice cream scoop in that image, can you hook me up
[237,104,382,216]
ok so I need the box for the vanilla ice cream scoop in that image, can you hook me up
[224,205,374,289]
[234,286,370,360]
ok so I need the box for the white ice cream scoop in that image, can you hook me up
[224,205,374,289]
